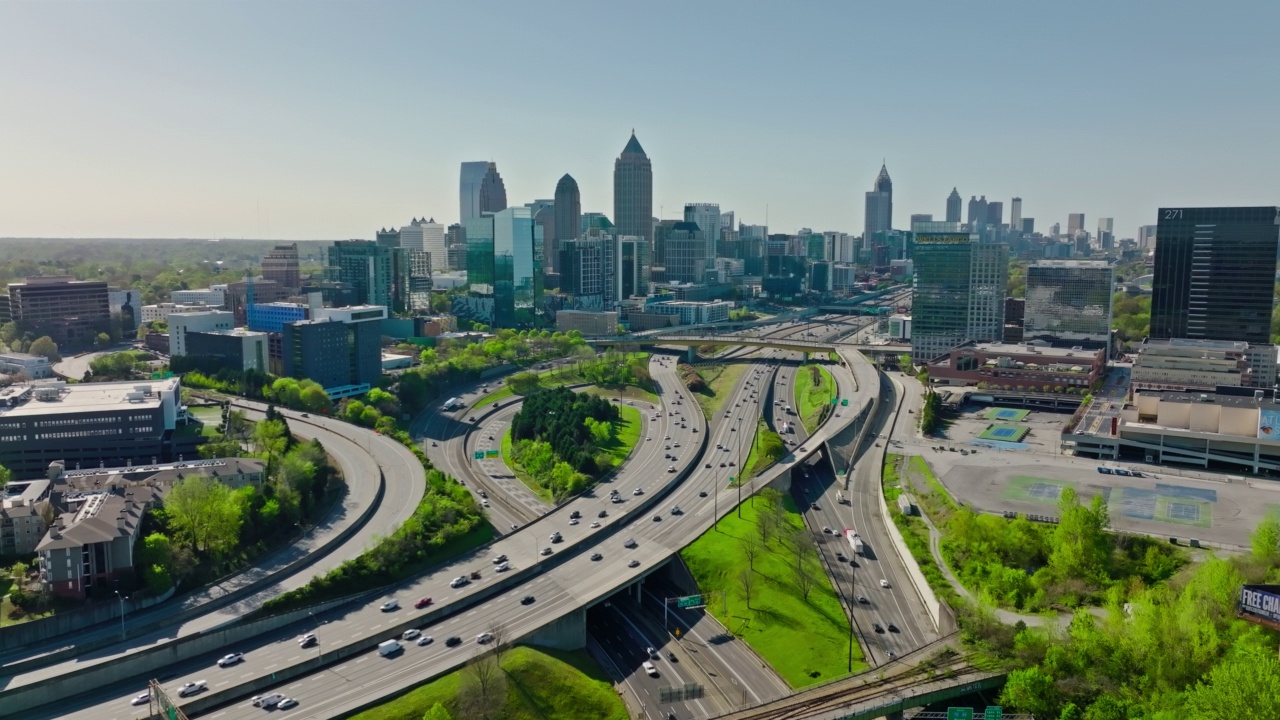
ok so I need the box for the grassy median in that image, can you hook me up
[692,361,748,420]
[681,493,864,687]
[503,404,641,501]
[794,364,834,435]
[348,645,627,720]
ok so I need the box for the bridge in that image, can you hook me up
[593,333,911,360]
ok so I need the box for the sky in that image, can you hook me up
[1,1,1277,242]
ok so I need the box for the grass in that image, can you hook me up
[348,645,627,720]
[680,495,864,687]
[794,364,834,435]
[906,455,959,517]
[882,455,960,606]
[693,361,749,421]
[477,353,659,407]
[740,419,785,482]
[503,404,642,501]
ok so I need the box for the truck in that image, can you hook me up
[442,397,463,411]
[378,639,403,656]
[845,529,865,556]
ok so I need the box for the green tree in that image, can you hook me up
[0,463,10,491]
[1185,642,1280,719]
[163,476,244,558]
[198,437,243,459]
[506,371,541,395]
[252,418,289,458]
[1000,666,1059,718]
[298,383,331,413]
[28,335,60,362]
[1049,487,1111,584]
[1251,515,1280,559]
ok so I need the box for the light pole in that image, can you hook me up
[736,416,743,518]
[113,590,125,641]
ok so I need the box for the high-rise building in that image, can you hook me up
[910,214,934,227]
[946,188,962,223]
[283,306,387,393]
[261,243,300,291]
[1024,260,1114,351]
[1022,218,1036,235]
[684,203,721,259]
[911,233,1008,362]
[558,233,614,308]
[613,132,653,251]
[1010,197,1023,233]
[1067,213,1085,234]
[1137,224,1157,249]
[986,202,1003,227]
[376,227,401,248]
[459,161,490,223]
[1150,206,1280,344]
[719,211,735,243]
[553,174,581,275]
[327,240,398,309]
[463,207,544,327]
[479,163,508,215]
[403,249,434,312]
[652,219,679,267]
[864,164,893,240]
[664,222,708,284]
[618,236,650,300]
[398,218,446,272]
[0,276,110,349]
[529,203,555,276]
[967,196,988,227]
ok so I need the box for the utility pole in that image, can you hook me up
[736,416,743,517]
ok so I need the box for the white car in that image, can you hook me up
[495,562,510,572]
[402,628,421,640]
[449,576,468,588]
[633,487,644,496]
[417,635,434,646]
[298,633,317,647]
[880,579,891,588]
[177,680,207,697]
[624,537,637,548]
[131,692,150,706]
[217,652,243,667]
[380,600,399,612]
[476,632,494,644]
[277,698,300,710]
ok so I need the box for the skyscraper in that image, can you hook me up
[1024,260,1114,350]
[459,161,490,223]
[261,243,300,292]
[1137,224,1157,249]
[864,164,893,241]
[911,232,1008,362]
[1067,213,1085,235]
[327,240,398,309]
[613,132,653,252]
[553,174,581,274]
[1010,197,1023,233]
[683,203,721,259]
[399,218,447,272]
[967,196,988,227]
[618,236,650,300]
[1150,206,1280,344]
[946,188,962,223]
[986,202,1003,227]
[463,207,543,328]
[479,163,508,215]
[664,222,708,284]
[1097,217,1115,250]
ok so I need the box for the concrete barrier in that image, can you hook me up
[0,585,175,656]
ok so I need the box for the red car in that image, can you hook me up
[414,597,433,609]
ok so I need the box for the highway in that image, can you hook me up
[23,318,911,720]
[0,404,424,709]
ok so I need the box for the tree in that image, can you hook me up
[28,336,60,362]
[737,567,756,610]
[488,620,511,666]
[0,463,10,491]
[252,418,289,458]
[1049,487,1111,584]
[298,384,331,413]
[1184,642,1280,719]
[506,371,541,395]
[163,476,244,559]
[456,653,506,720]
[1000,666,1059,718]
[1251,515,1280,559]
[742,538,762,571]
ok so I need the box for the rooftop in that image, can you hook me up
[1031,259,1112,269]
[1138,389,1280,410]
[56,457,264,494]
[968,342,1104,359]
[37,488,151,552]
[0,378,178,418]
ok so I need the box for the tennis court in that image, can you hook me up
[978,424,1030,442]
[983,407,1030,422]
[1001,475,1074,505]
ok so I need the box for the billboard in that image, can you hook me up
[1259,409,1280,440]
[1239,585,1280,629]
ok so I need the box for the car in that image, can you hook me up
[673,442,681,448]
[445,636,463,647]
[624,537,637,548]
[476,632,494,644]
[450,576,468,588]
[822,526,833,535]
[811,503,820,510]
[479,490,488,498]
[570,510,581,519]
[653,514,662,522]
[591,552,603,561]
[550,531,563,543]
[633,487,644,495]
[417,635,434,646]
[590,520,601,528]
[873,623,884,633]
[671,505,682,515]
[705,463,712,469]
[469,416,476,422]
[481,499,489,507]
[380,599,400,612]
[880,579,890,588]
[716,443,723,449]
[668,466,676,473]
[887,623,899,633]
[730,426,736,431]
[887,651,898,659]
[728,460,735,467]
[298,633,317,647]
[492,402,499,408]
[664,435,671,440]
[403,628,421,640]
[521,595,536,605]
[178,681,208,697]
[131,692,150,706]
[470,570,481,579]
[598,510,608,518]
[253,693,286,708]
[720,462,726,468]
[628,559,640,568]
[643,661,659,677]
[415,596,433,609]
[698,490,707,497]
[569,517,580,525]
[495,562,510,572]
[857,595,868,604]
[667,651,678,662]
[492,554,508,564]
[277,698,300,710]
[647,646,658,658]
[217,652,244,667]
[692,427,698,432]
[541,546,553,556]
[611,495,624,504]
[300,412,309,418]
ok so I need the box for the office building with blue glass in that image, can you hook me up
[462,207,543,327]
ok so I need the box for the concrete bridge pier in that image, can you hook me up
[523,608,586,650]
[686,345,697,363]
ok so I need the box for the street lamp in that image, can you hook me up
[113,590,125,641]
[736,416,743,518]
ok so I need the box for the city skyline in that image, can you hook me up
[1,2,1277,240]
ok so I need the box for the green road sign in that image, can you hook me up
[485,449,499,458]
[831,398,838,405]
[841,398,849,406]
[984,708,1003,720]
[473,451,484,460]
[676,594,705,608]
[947,709,974,720]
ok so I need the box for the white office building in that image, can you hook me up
[684,203,722,258]
[400,217,447,272]
[170,288,226,307]
[168,311,234,357]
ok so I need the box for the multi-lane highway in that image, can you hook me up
[19,315,921,720]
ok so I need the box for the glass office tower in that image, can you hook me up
[911,232,1008,363]
[1024,260,1114,350]
[464,208,543,327]
[1151,206,1280,345]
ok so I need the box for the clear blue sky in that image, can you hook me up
[1,1,1277,241]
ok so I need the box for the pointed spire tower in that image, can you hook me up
[613,131,653,249]
[864,162,893,240]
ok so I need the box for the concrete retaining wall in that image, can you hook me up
[0,585,176,654]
